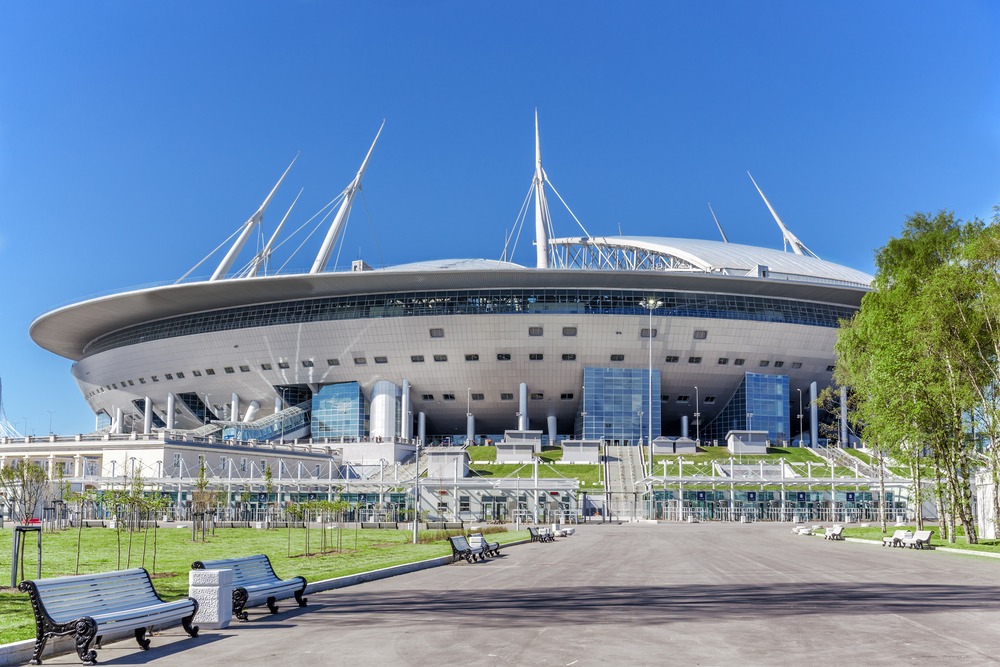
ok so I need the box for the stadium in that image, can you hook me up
[28,119,872,463]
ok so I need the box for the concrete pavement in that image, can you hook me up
[31,522,1000,666]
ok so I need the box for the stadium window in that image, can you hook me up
[640,328,657,338]
[759,360,770,367]
[665,356,679,363]
[138,378,146,384]
[411,355,425,362]
[705,396,716,404]
[374,356,388,364]
[677,395,690,403]
[327,359,340,366]
[529,353,544,361]
[301,360,314,368]
[127,380,134,386]
[433,354,448,362]
[239,365,250,372]
[497,353,511,361]
[176,372,185,378]
[442,393,456,401]
[205,368,216,375]
[354,357,367,365]
[791,362,802,369]
[465,354,479,361]
[560,393,574,400]
[260,364,271,371]
[774,361,784,368]
[562,327,577,336]
[429,328,445,338]
[688,357,702,364]
[500,393,514,400]
[530,392,544,400]
[562,353,577,361]
[718,358,729,365]
[610,354,625,361]
[660,395,669,402]
[164,374,173,380]
[192,370,202,377]
[278,361,290,369]
[734,358,745,366]
[693,330,708,340]
[528,326,543,336]
[421,394,434,400]
[471,393,485,400]
[151,376,159,382]
[224,367,235,374]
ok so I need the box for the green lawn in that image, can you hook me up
[0,525,527,645]
[839,525,1000,554]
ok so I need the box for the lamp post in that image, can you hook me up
[47,411,55,436]
[747,412,754,432]
[797,388,804,447]
[642,297,662,476]
[693,386,700,445]
[411,441,421,544]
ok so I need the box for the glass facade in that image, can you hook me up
[85,288,857,355]
[575,367,661,444]
[311,382,369,439]
[702,372,789,444]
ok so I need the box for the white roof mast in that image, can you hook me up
[747,171,818,258]
[210,155,298,281]
[533,110,551,269]
[310,120,385,274]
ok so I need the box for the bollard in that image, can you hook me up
[189,567,233,629]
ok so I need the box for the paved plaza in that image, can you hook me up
[36,523,1000,666]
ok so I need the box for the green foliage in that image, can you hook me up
[0,461,50,524]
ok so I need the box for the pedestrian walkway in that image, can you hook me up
[33,523,1000,666]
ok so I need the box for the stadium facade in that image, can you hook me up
[29,119,872,462]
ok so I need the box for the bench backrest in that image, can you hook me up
[449,535,473,551]
[891,530,909,540]
[829,526,843,535]
[193,554,281,586]
[23,568,161,624]
[912,530,933,541]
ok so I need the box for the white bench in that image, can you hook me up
[901,530,934,550]
[824,525,845,540]
[881,529,911,547]
[18,567,198,665]
[191,554,306,621]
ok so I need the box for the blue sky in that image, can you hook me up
[2,1,999,435]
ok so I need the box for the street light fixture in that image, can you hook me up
[797,388,804,447]
[642,297,662,476]
[694,386,700,445]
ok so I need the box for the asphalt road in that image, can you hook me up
[44,522,1000,666]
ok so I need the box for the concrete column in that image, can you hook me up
[114,406,124,434]
[840,385,849,447]
[243,400,260,423]
[371,381,402,440]
[274,396,283,413]
[418,411,426,446]
[143,397,153,434]
[681,415,689,439]
[810,381,819,448]
[547,415,557,447]
[166,393,176,430]
[231,393,240,423]
[518,383,528,430]
[467,414,475,446]
[402,379,412,440]
[189,567,233,629]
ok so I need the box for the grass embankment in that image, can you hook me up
[0,525,527,645]
[466,446,604,490]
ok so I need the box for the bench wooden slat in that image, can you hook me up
[191,554,307,621]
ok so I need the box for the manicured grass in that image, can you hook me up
[465,445,496,462]
[840,525,1000,554]
[0,525,527,645]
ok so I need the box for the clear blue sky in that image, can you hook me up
[2,2,999,435]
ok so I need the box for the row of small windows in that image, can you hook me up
[417,392,576,402]
[660,394,717,404]
[86,288,857,356]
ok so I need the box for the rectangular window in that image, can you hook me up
[693,330,708,340]
[773,360,784,368]
[240,457,247,472]
[528,326,544,336]
[437,501,449,512]
[411,355,425,363]
[661,394,669,402]
[219,456,227,472]
[430,328,445,338]
[192,370,202,377]
[302,360,315,368]
[734,358,745,366]
[610,354,624,361]
[443,393,456,401]
[641,328,657,338]
[224,367,235,374]
[205,368,216,375]
[138,377,146,384]
[704,396,716,404]
[562,327,577,337]
[278,361,290,369]
[529,353,544,361]
[497,353,511,361]
[688,357,702,364]
[433,354,448,362]
[560,393,574,400]
[471,393,485,401]
[327,359,340,366]
[791,362,802,369]
[562,353,576,361]
[421,394,434,400]
[151,376,159,382]
[173,453,181,468]
[459,496,471,512]
[261,364,272,371]
[240,365,250,372]
[530,392,544,400]
[677,395,690,403]
[354,357,367,365]
[176,372,185,379]
[500,393,514,400]
[665,356,679,363]
[165,374,173,380]
[717,358,729,365]
[127,380,134,386]
[374,356,388,364]
[465,354,479,361]
[759,360,770,367]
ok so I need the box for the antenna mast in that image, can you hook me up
[708,202,729,243]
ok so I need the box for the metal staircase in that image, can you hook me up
[604,446,646,520]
